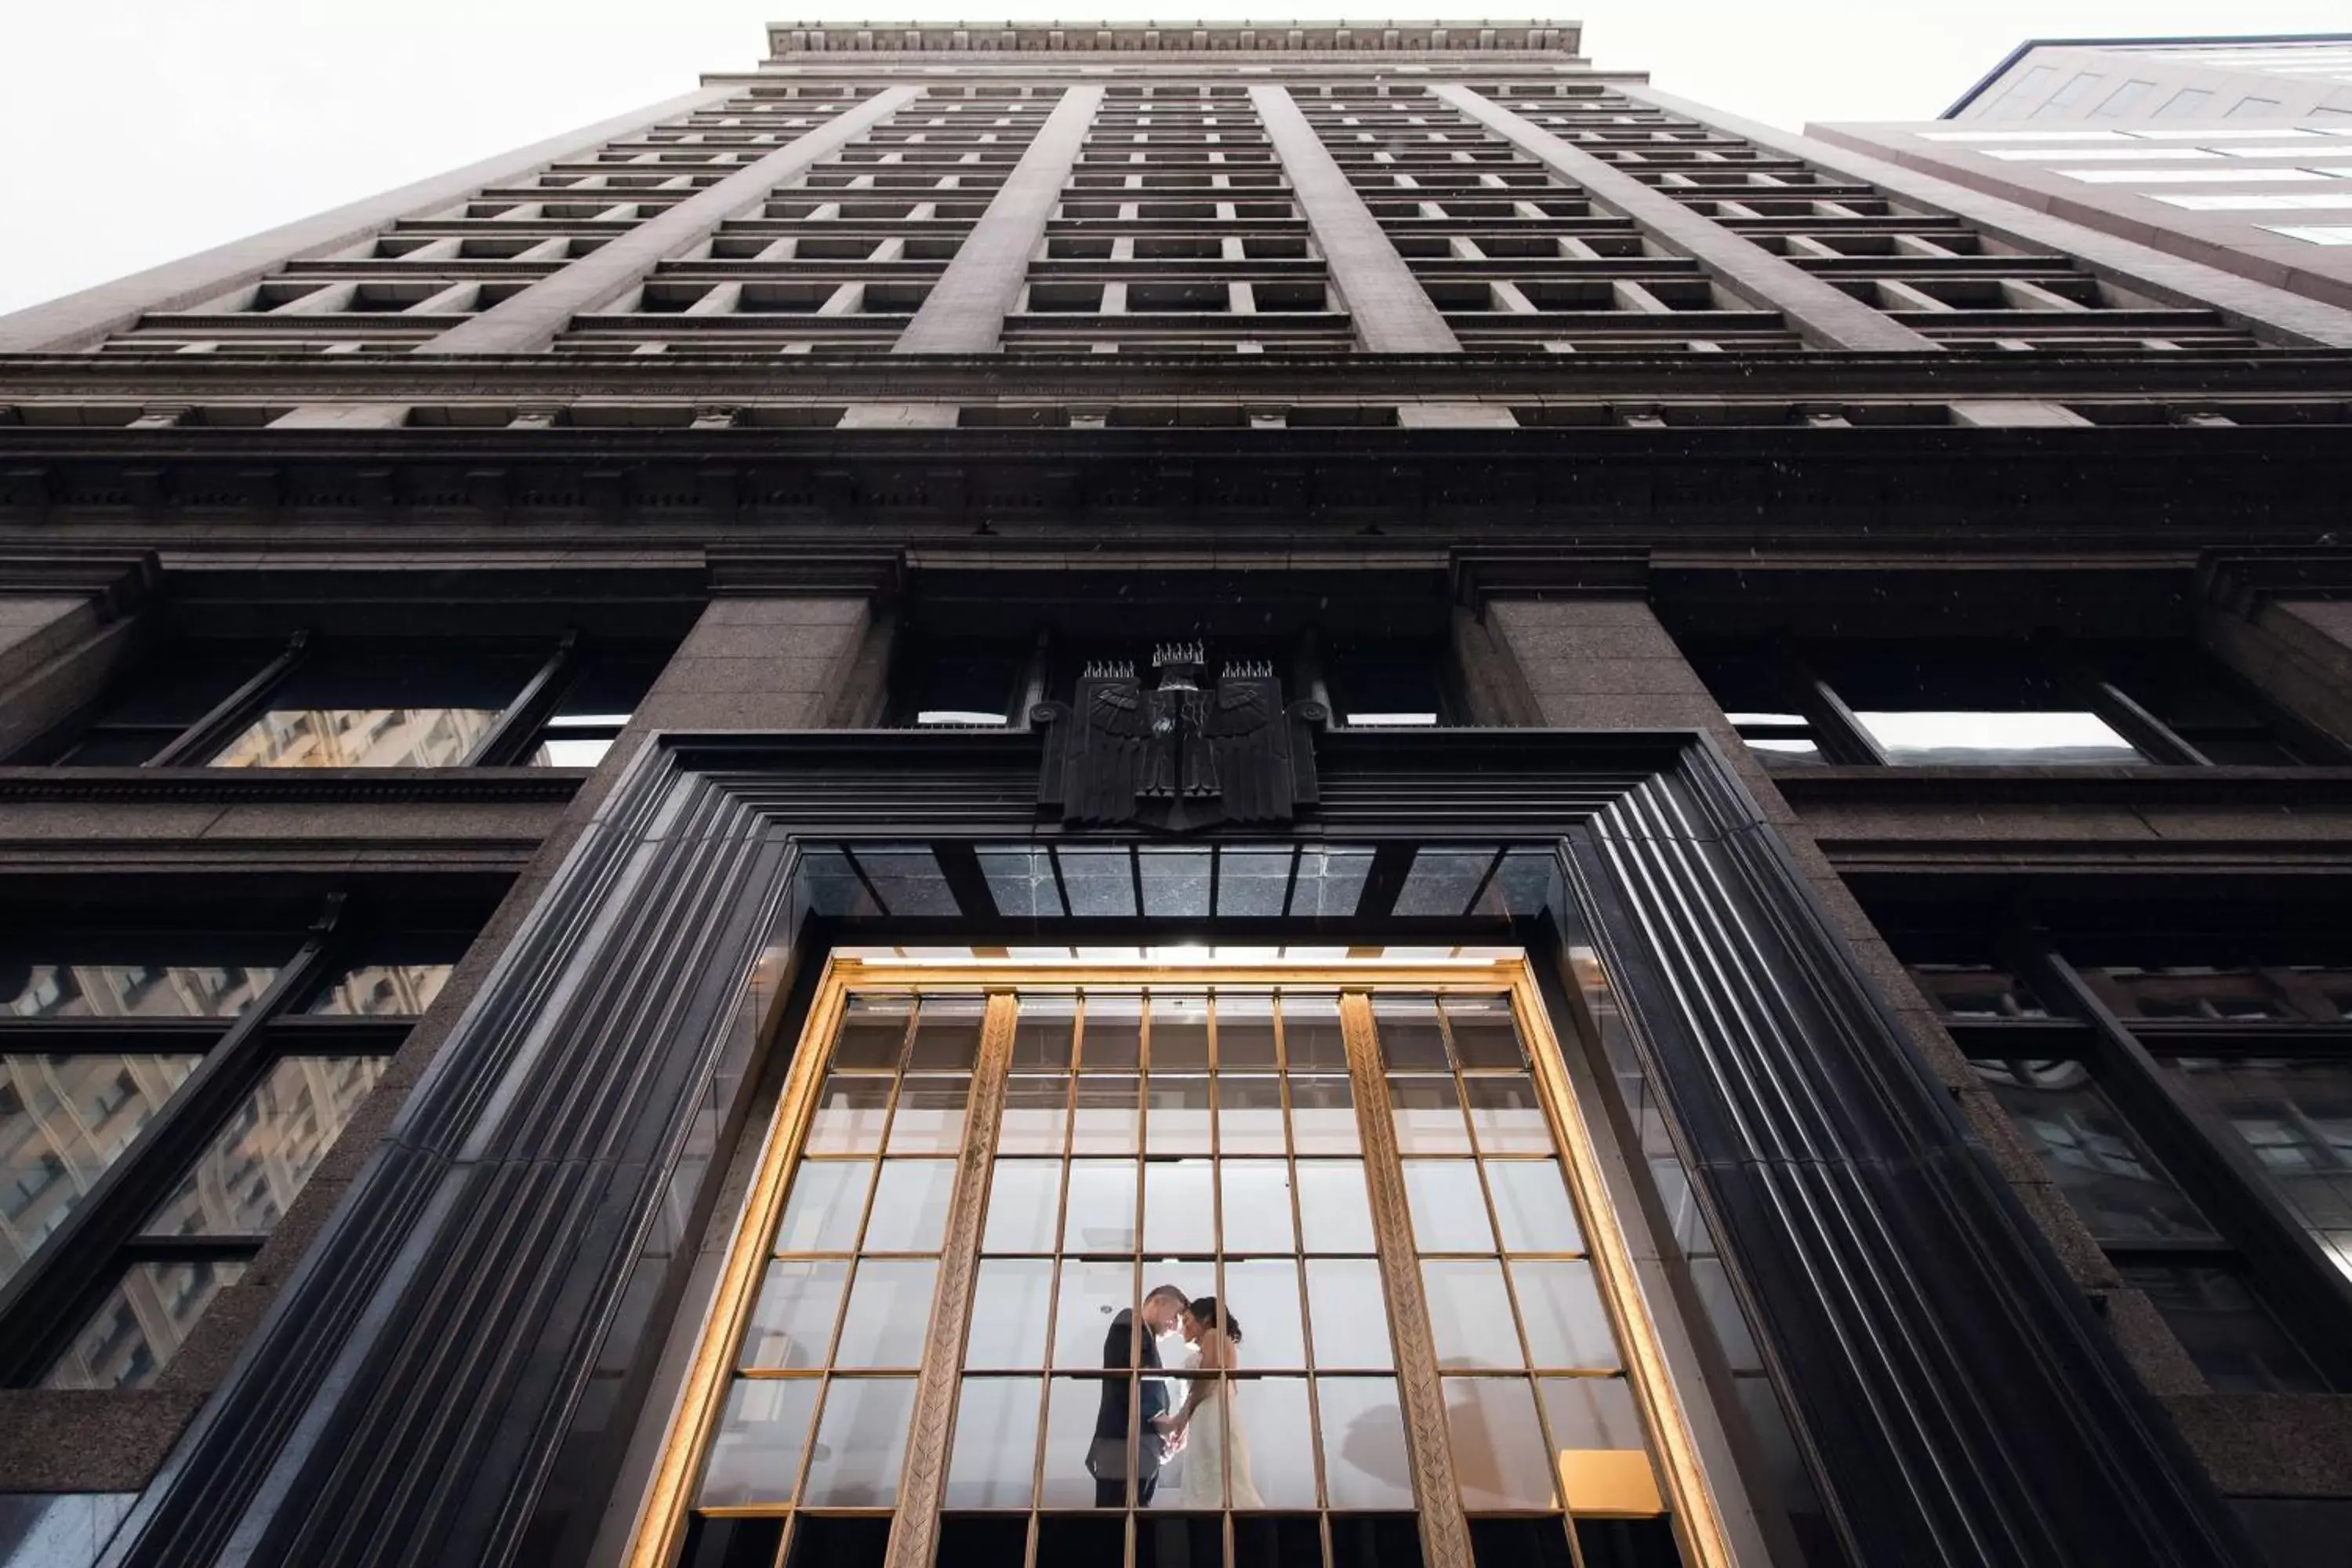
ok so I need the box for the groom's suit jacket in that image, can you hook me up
[1094,1308,1168,1480]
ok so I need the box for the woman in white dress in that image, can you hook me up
[1156,1295,1264,1508]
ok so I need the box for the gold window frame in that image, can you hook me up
[626,956,1735,1568]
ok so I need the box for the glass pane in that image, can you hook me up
[804,1075,893,1154]
[2,965,277,1020]
[833,1258,939,1367]
[1000,1076,1071,1154]
[1065,1160,1140,1252]
[1540,1377,1664,1517]
[309,962,454,1016]
[1287,1076,1359,1155]
[1146,1078,1213,1155]
[967,1258,1054,1367]
[862,1160,955,1251]
[211,707,504,769]
[909,997,987,1071]
[2168,1057,2352,1281]
[1443,1377,1555,1509]
[1443,996,1525,1069]
[1463,1075,1553,1155]
[1055,1261,1138,1368]
[1217,996,1278,1070]
[1152,995,1211,1071]
[886,1075,971,1154]
[1389,1076,1472,1154]
[1978,1067,2212,1243]
[2119,1263,2326,1392]
[1486,1161,1584,1254]
[1145,1160,1216,1254]
[1403,1160,1496,1252]
[947,1377,1044,1507]
[41,1258,245,1391]
[1220,1162,1298,1254]
[1232,1377,1317,1508]
[1224,1258,1307,1368]
[1372,997,1449,1070]
[1424,1260,1521,1368]
[982,1160,1062,1254]
[1012,996,1076,1072]
[741,1259,850,1369]
[1081,996,1143,1072]
[1513,1260,1621,1370]
[1042,1374,1124,1508]
[2,1054,200,1287]
[1279,996,1347,1073]
[143,1055,387,1237]
[1072,1075,1141,1153]
[1856,710,2141,766]
[1315,1377,1415,1508]
[1296,1160,1376,1254]
[1154,1370,1223,1508]
[1305,1258,1393,1368]
[695,1377,820,1508]
[833,997,912,1069]
[775,1160,872,1254]
[800,1376,919,1505]
[1217,1076,1287,1154]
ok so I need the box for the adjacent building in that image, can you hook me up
[2,20,2351,1568]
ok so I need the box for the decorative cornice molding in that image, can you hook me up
[2202,549,2352,615]
[702,543,906,599]
[0,549,158,610]
[764,20,1581,58]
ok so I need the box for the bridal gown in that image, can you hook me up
[1176,1348,1264,1508]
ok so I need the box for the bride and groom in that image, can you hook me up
[1090,1283,1262,1509]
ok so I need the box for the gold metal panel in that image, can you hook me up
[1558,1447,1667,1517]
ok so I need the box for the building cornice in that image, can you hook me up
[764,20,1582,59]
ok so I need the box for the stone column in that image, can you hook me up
[0,570,153,760]
[2201,590,2352,752]
[1429,85,1938,354]
[893,86,1103,354]
[421,86,925,355]
[0,86,740,354]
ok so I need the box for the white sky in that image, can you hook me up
[2,2,2347,315]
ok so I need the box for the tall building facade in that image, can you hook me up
[2,19,2350,1568]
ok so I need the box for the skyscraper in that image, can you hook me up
[1,20,2349,1568]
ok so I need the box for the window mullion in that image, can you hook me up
[144,629,311,768]
[2035,635,2210,767]
[1775,643,1888,766]
[462,631,580,766]
[881,989,1018,1568]
[1336,990,1474,1568]
[0,895,343,1383]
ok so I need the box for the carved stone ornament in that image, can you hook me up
[1035,643,1323,832]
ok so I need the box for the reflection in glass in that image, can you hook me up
[1463,1075,1552,1153]
[1054,1261,1137,1368]
[1011,996,1076,1072]
[1217,995,1277,1069]
[144,1055,387,1237]
[804,1076,893,1154]
[1315,1377,1415,1508]
[1372,998,1449,1070]
[1305,1259,1393,1368]
[1423,1260,1518,1368]
[1151,994,1211,1070]
[1233,1377,1317,1508]
[909,997,987,1072]
[2168,1056,2352,1282]
[1042,1374,1119,1508]
[42,1258,245,1390]
[833,997,912,1069]
[1220,1163,1298,1254]
[2,1054,201,1287]
[3,964,278,1020]
[999,1076,1070,1153]
[1295,1161,1376,1254]
[800,1376,920,1504]
[1146,1077,1213,1155]
[1443,996,1525,1069]
[1389,1076,1472,1154]
[308,962,453,1017]
[967,1259,1054,1367]
[1486,1161,1582,1254]
[1978,1066,2213,1243]
[947,1377,1043,1506]
[1513,1260,1619,1370]
[1403,1160,1495,1252]
[1217,1075,1286,1153]
[1287,1076,1359,1154]
[1065,1160,1140,1252]
[1224,1259,1307,1368]
[1539,1375,1649,1450]
[833,1258,940,1367]
[862,1160,956,1251]
[1444,1377,1555,1509]
[982,1160,1062,1254]
[1144,1160,1215,1253]
[775,1160,871,1254]
[1080,995,1143,1071]
[211,706,502,769]
[1071,1075,1141,1153]
[885,1076,971,1153]
[1279,996,1346,1073]
[697,1377,821,1507]
[741,1260,849,1369]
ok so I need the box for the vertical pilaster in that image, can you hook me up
[895,87,1102,354]
[0,563,154,760]
[1248,85,1461,354]
[421,86,925,355]
[1428,85,1939,353]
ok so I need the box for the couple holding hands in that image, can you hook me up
[1088,1284,1263,1509]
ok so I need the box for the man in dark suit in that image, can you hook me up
[1091,1283,1190,1507]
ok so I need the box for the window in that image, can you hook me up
[2031,73,2106,119]
[639,967,1715,1568]
[2229,97,2286,119]
[1682,637,2336,771]
[0,903,480,1389]
[25,633,670,769]
[1985,65,2060,120]
[2092,81,2158,118]
[1324,641,1455,728]
[2156,89,2217,118]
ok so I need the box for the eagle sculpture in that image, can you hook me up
[1036,644,1323,831]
